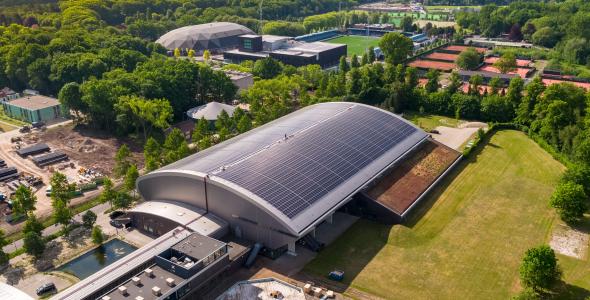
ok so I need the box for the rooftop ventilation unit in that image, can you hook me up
[132,277,141,286]
[101,297,111,300]
[152,286,162,296]
[118,286,128,295]
[145,268,154,277]
[166,278,176,287]
[135,297,144,300]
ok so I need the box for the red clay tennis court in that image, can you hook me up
[479,65,532,78]
[542,78,590,90]
[408,59,456,71]
[484,56,532,67]
[441,45,487,54]
[424,52,459,62]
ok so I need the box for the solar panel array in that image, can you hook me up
[216,105,418,219]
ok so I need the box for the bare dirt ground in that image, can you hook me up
[20,123,143,176]
[550,224,589,260]
[0,122,143,234]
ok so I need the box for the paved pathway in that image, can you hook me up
[2,203,111,253]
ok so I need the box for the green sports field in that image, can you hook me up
[305,131,590,299]
[325,35,380,57]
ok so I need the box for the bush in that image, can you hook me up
[82,210,97,228]
[519,245,561,291]
[91,226,104,245]
[550,181,588,223]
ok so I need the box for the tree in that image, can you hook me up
[53,199,72,231]
[144,137,162,172]
[532,27,560,48]
[58,82,85,119]
[49,172,75,204]
[339,56,349,73]
[203,50,211,61]
[114,144,131,178]
[262,21,305,36]
[124,164,139,192]
[192,117,210,143]
[481,95,514,122]
[174,48,180,58]
[12,185,36,216]
[561,165,590,196]
[519,245,560,291]
[0,230,8,265]
[361,52,369,66]
[348,68,362,95]
[188,49,195,58]
[163,128,190,164]
[24,214,43,236]
[550,181,588,224]
[401,16,413,32]
[112,191,133,210]
[252,57,282,79]
[468,74,484,95]
[99,178,117,207]
[367,46,376,63]
[425,69,440,94]
[493,53,517,74]
[488,77,503,95]
[509,24,523,41]
[237,115,252,133]
[378,32,413,65]
[351,54,360,68]
[82,210,97,228]
[507,77,524,109]
[23,231,45,259]
[91,225,104,245]
[117,96,173,140]
[456,48,481,70]
[446,71,462,94]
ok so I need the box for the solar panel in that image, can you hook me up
[216,105,419,219]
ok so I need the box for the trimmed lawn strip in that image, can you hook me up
[325,35,381,57]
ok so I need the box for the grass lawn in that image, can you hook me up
[325,35,380,57]
[305,130,589,299]
[404,111,461,131]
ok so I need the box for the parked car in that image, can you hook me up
[109,211,124,220]
[429,129,440,134]
[18,125,30,133]
[32,121,45,129]
[36,282,56,296]
[110,219,124,228]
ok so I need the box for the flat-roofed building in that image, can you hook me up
[3,95,62,123]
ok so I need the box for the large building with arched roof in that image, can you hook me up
[134,102,430,255]
[156,22,255,53]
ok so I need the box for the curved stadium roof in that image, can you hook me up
[156,22,255,51]
[150,102,428,234]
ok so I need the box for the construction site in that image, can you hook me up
[0,122,143,233]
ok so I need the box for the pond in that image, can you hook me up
[58,239,137,279]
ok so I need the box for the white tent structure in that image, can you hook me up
[186,101,236,121]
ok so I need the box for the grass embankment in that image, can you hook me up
[325,35,380,57]
[404,111,461,131]
[305,131,589,299]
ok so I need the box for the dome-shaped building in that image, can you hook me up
[156,22,255,53]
